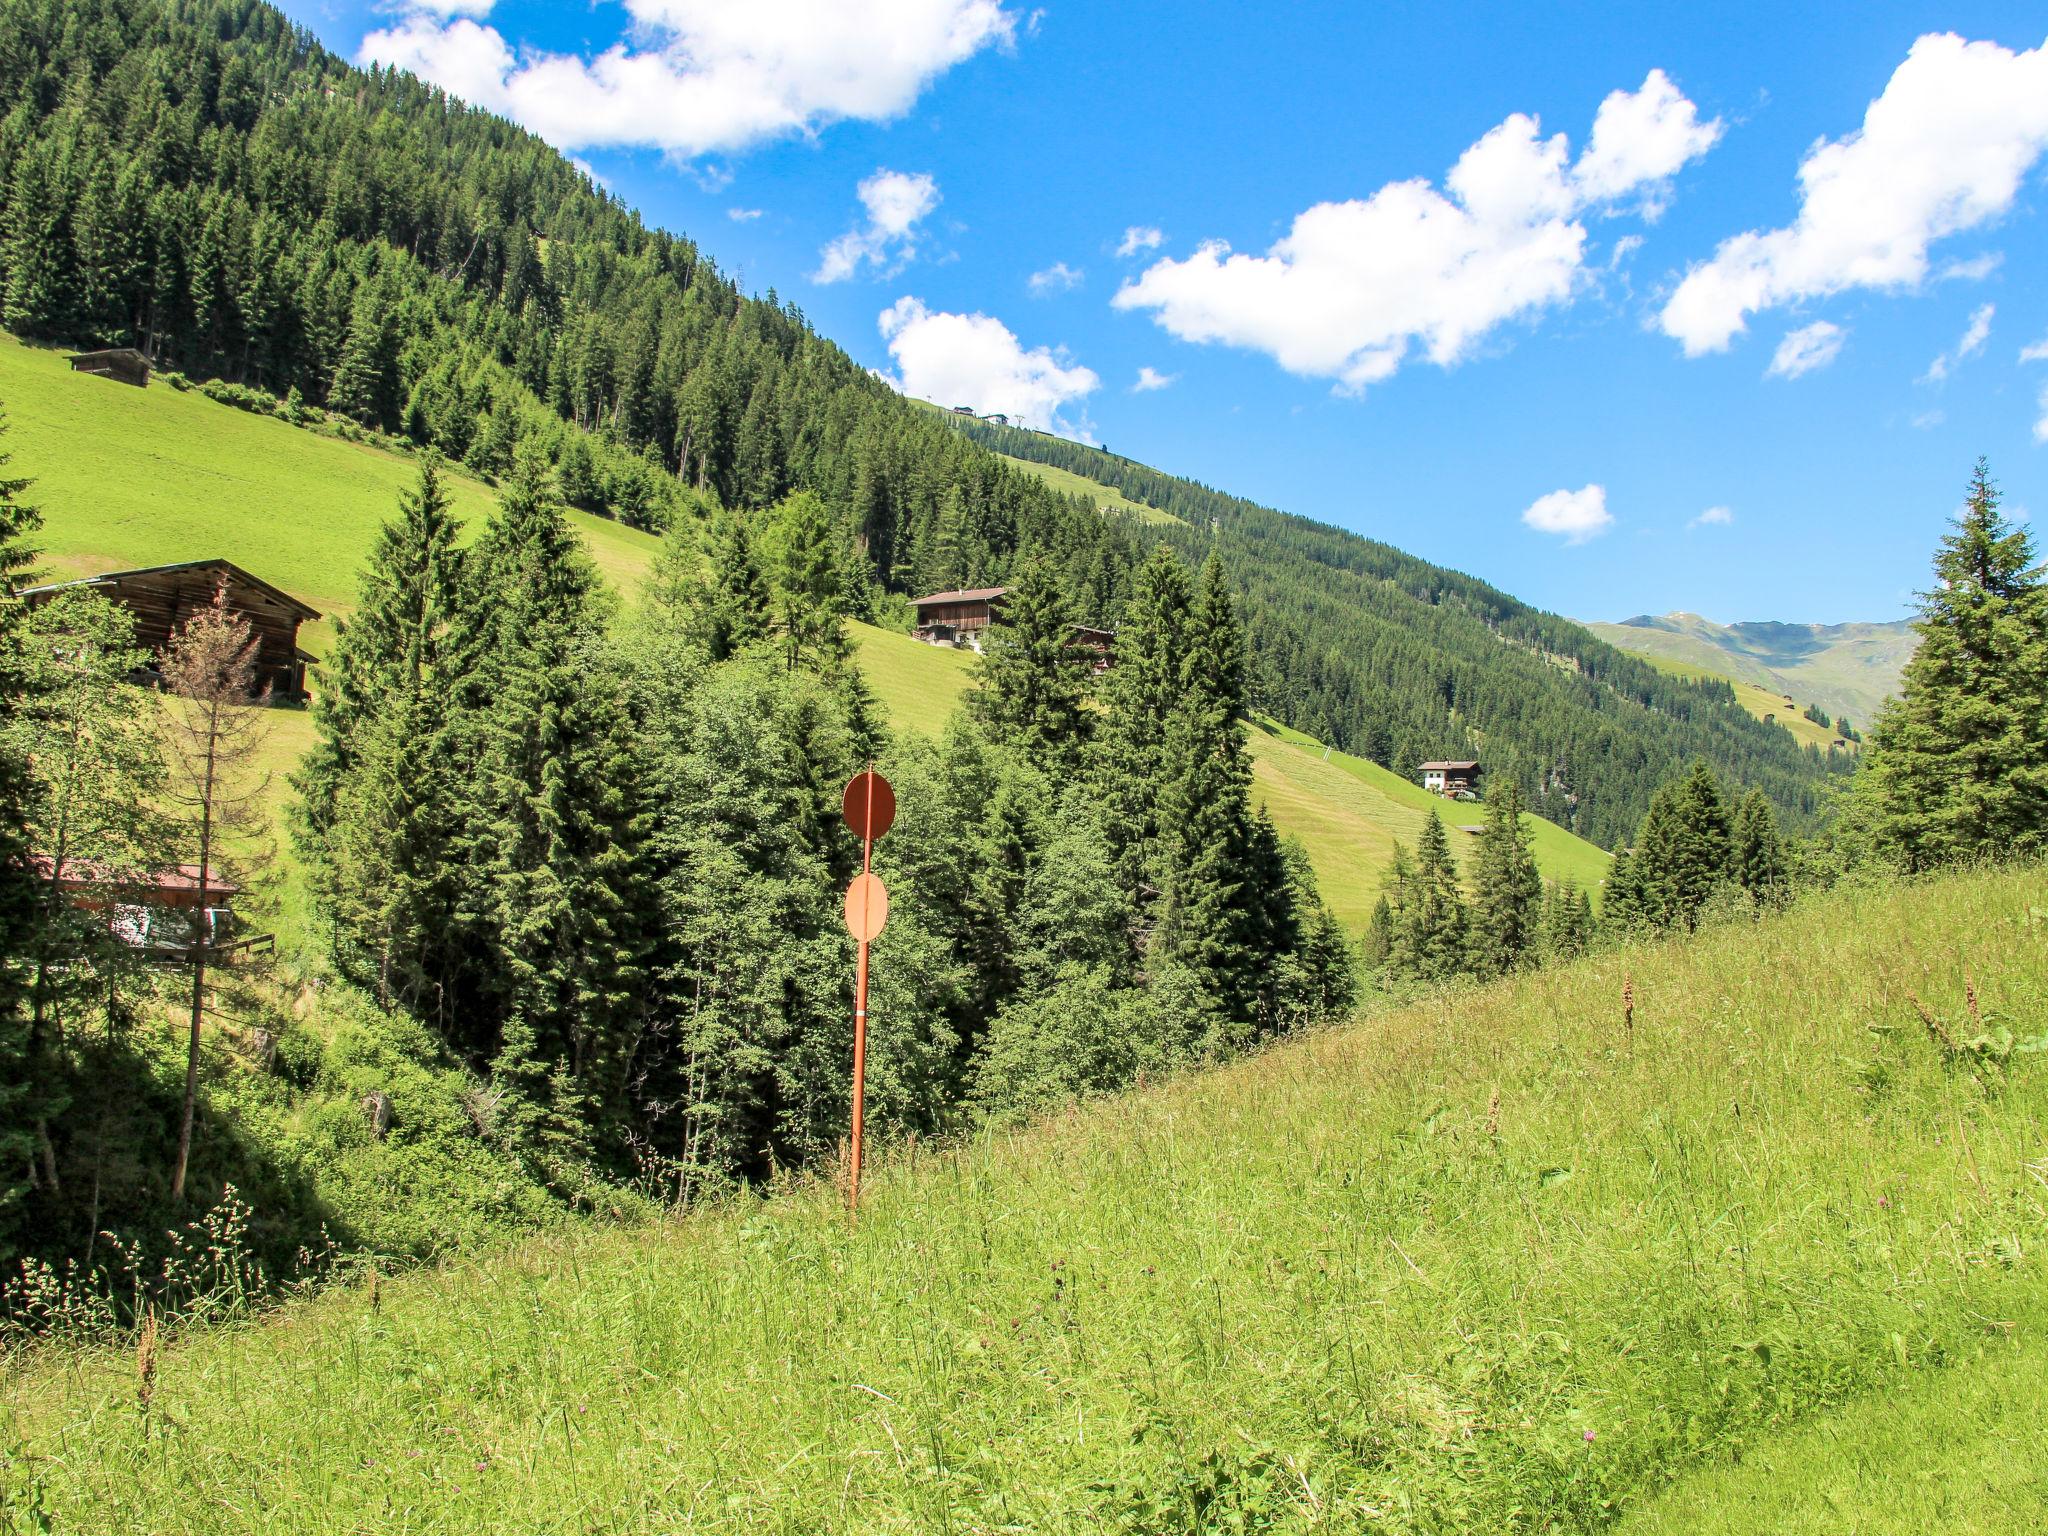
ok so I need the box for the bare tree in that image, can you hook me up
[159,584,271,1203]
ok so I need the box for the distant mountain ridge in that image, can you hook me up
[1583,612,1917,726]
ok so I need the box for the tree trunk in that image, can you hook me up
[170,703,220,1204]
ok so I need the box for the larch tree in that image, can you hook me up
[159,586,273,1203]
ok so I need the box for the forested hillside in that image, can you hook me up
[0,0,1842,845]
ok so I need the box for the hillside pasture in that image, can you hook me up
[7,867,2044,1532]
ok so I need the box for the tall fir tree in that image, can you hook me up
[969,558,1093,774]
[465,448,652,1144]
[1391,811,1469,982]
[1632,761,1733,930]
[297,455,472,1018]
[1730,788,1789,907]
[1153,554,1276,1030]
[1469,777,1542,977]
[0,411,45,1236]
[1845,459,2048,869]
[1091,545,1192,930]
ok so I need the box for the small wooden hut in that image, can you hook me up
[23,559,321,702]
[67,348,152,387]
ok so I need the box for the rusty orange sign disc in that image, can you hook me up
[843,871,889,943]
[842,770,896,842]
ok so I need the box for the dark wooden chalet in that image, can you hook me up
[23,559,321,703]
[910,586,1010,646]
[1419,760,1483,800]
[67,347,151,387]
[1071,624,1117,673]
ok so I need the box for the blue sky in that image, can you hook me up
[281,1,2048,624]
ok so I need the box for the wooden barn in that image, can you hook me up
[23,559,321,703]
[67,347,152,387]
[1070,623,1117,673]
[910,586,1010,647]
[1419,759,1483,800]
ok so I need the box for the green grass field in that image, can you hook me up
[2,329,1609,943]
[993,450,1181,526]
[1582,616,1911,730]
[1620,1334,2048,1533]
[7,867,2043,1531]
[1616,648,1856,755]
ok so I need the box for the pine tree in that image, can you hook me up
[768,491,848,673]
[1542,877,1593,961]
[1846,459,2048,870]
[1391,812,1468,981]
[970,558,1092,773]
[1469,777,1542,977]
[1602,846,1646,936]
[1730,788,1788,908]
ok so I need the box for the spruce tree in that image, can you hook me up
[1633,761,1733,930]
[1153,555,1270,1027]
[1469,777,1542,977]
[1,149,64,337]
[1602,846,1647,936]
[0,411,45,1235]
[1846,459,2048,869]
[1092,545,1192,927]
[466,448,652,1142]
[1391,812,1468,981]
[1542,877,1593,960]
[969,558,1092,773]
[297,455,471,1018]
[1730,788,1788,907]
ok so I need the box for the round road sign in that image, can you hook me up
[843,871,890,943]
[841,770,896,842]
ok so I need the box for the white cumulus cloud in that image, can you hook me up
[1659,32,2048,355]
[1922,302,1995,382]
[1133,366,1177,392]
[813,169,939,283]
[1768,320,1846,379]
[2020,332,2048,364]
[1026,261,1083,295]
[1522,484,1613,545]
[1688,504,1734,528]
[1116,225,1164,258]
[877,297,1098,434]
[1112,70,1719,393]
[727,206,763,222]
[362,0,1017,159]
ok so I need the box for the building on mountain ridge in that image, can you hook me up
[23,559,321,703]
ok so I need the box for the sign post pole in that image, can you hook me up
[840,767,895,1218]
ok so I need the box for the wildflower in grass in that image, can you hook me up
[1584,1429,1596,1442]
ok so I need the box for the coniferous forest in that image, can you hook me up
[0,0,1847,851]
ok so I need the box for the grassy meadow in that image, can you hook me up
[5,867,2044,1531]
[2,326,1610,949]
[1613,647,1856,755]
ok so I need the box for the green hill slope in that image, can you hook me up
[1584,612,1914,726]
[10,868,2043,1532]
[6,331,1607,940]
[1609,646,1859,755]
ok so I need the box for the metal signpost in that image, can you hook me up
[840,767,895,1215]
